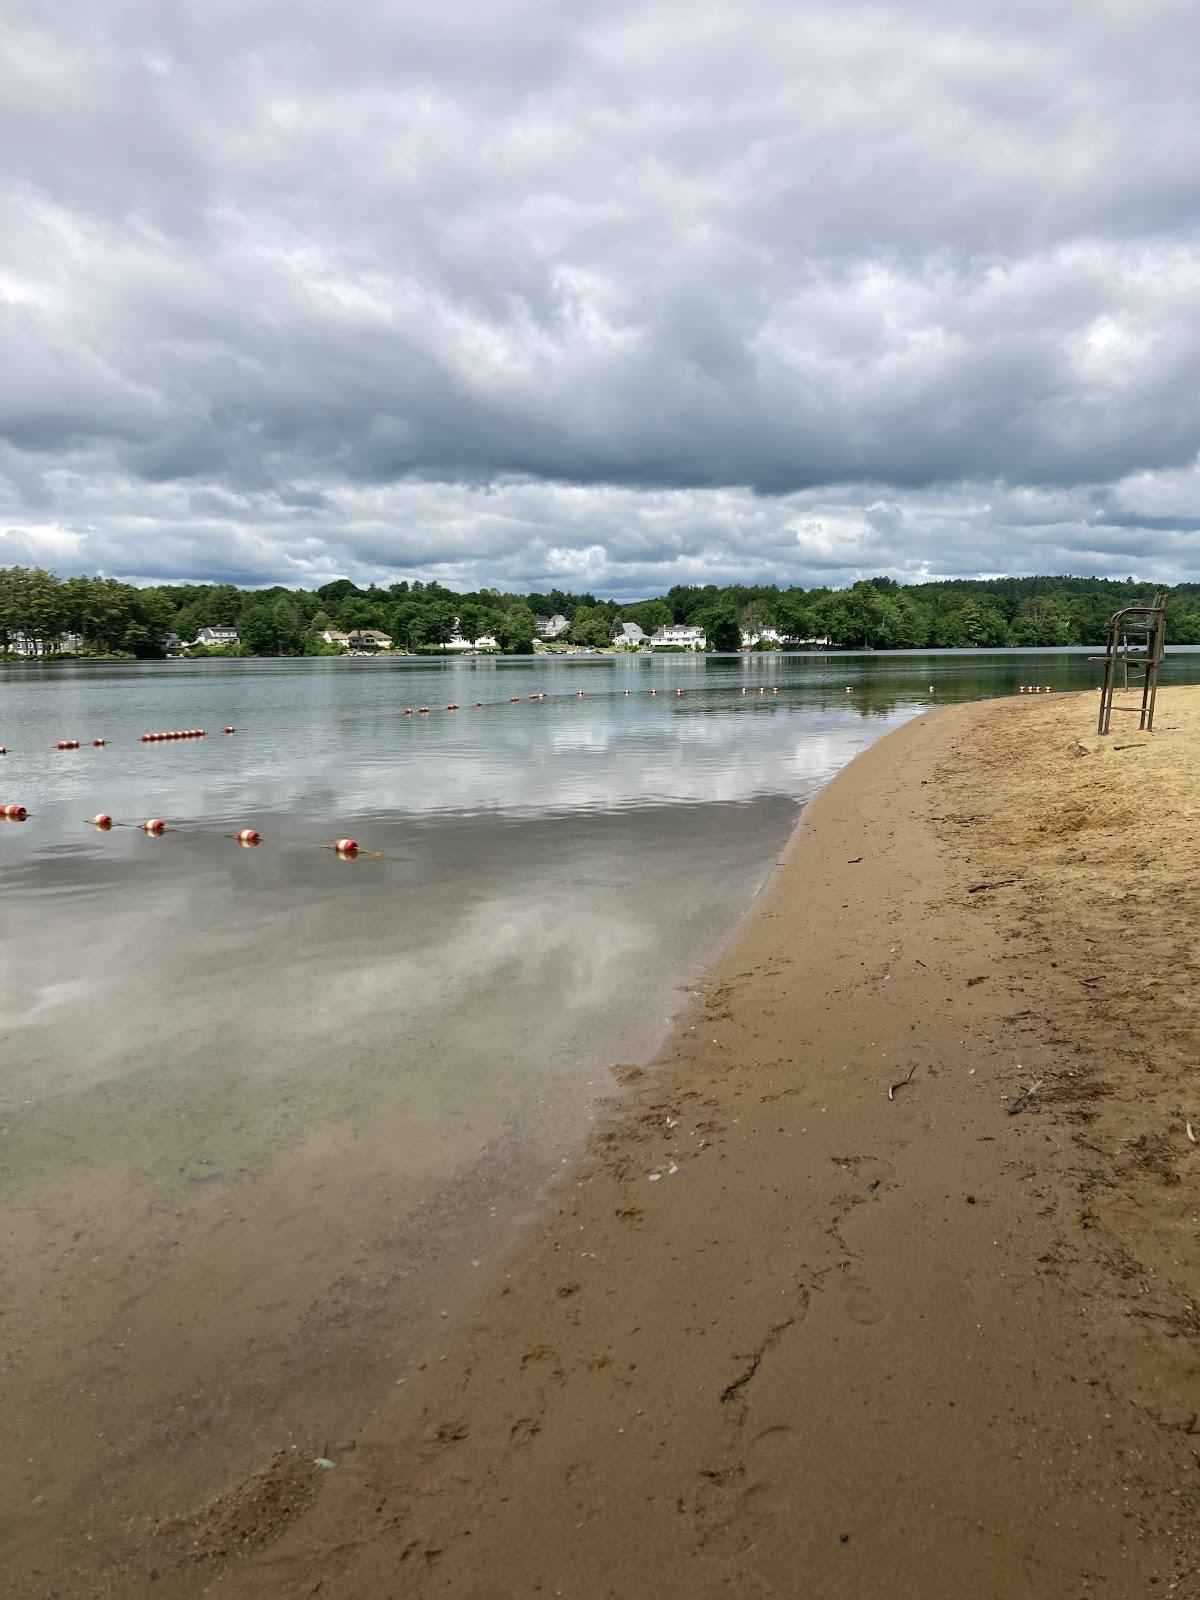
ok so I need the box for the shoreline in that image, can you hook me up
[49,692,1200,1595]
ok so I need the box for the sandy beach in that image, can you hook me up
[45,687,1200,1597]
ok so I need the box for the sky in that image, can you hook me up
[2,0,1199,599]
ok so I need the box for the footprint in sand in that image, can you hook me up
[733,1425,801,1532]
[840,1276,888,1325]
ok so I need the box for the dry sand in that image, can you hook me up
[53,689,1200,1597]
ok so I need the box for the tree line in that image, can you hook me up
[0,565,1195,659]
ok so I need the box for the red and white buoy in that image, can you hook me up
[90,813,113,829]
[141,818,166,834]
[404,708,413,716]
[844,686,854,693]
[418,707,430,714]
[92,738,107,746]
[446,703,459,711]
[0,746,7,755]
[650,688,657,696]
[334,837,358,856]
[509,696,520,703]
[474,701,483,707]
[56,739,80,750]
[2,803,27,819]
[224,725,236,733]
[675,687,684,696]
[235,828,260,845]
[624,689,630,695]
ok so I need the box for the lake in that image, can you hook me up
[3,646,1194,1587]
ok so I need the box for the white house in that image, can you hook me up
[650,624,706,650]
[741,626,784,647]
[321,628,351,646]
[535,613,570,639]
[192,626,240,647]
[7,631,83,655]
[444,623,499,650]
[346,629,392,650]
[612,621,647,648]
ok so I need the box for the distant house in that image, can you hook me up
[741,626,784,647]
[321,629,351,646]
[345,629,392,651]
[650,624,706,651]
[535,613,570,639]
[7,631,83,655]
[612,621,647,648]
[161,632,184,652]
[444,628,498,651]
[193,626,240,648]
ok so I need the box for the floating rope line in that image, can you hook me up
[318,838,385,859]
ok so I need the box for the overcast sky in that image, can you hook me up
[3,0,1199,597]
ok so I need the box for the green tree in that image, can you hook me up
[625,599,671,636]
[497,605,536,653]
[456,603,483,645]
[271,595,304,653]
[423,599,457,651]
[568,605,612,647]
[696,601,740,652]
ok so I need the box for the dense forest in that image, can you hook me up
[0,565,1194,658]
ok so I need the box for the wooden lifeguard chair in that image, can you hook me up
[1096,592,1168,736]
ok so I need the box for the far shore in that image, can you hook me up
[69,686,1192,1600]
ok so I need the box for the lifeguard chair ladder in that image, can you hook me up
[1096,592,1168,736]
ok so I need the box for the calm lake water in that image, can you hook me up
[4,646,1197,1588]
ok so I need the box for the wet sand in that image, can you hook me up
[34,689,1200,1595]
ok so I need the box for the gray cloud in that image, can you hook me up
[2,0,1199,592]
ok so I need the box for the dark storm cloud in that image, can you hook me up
[2,0,1199,589]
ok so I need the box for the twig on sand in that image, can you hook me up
[967,878,1017,894]
[888,1065,918,1101]
[1007,1081,1043,1116]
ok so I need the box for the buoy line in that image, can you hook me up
[76,816,384,858]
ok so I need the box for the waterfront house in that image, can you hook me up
[193,625,240,648]
[741,626,784,647]
[321,629,352,646]
[444,625,499,650]
[8,630,85,655]
[535,613,570,639]
[612,621,647,649]
[650,624,706,650]
[345,629,392,650]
